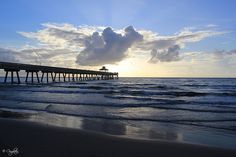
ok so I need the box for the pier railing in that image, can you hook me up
[0,62,118,84]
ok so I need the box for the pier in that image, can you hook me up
[0,62,118,84]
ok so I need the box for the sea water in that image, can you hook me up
[0,77,236,149]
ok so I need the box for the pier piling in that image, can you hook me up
[4,69,21,84]
[0,62,118,84]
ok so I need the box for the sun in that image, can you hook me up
[106,58,136,77]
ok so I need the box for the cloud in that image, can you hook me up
[179,49,236,64]
[21,48,75,60]
[213,49,236,56]
[76,26,143,66]
[206,24,218,28]
[18,23,107,51]
[138,29,225,63]
[0,47,76,67]
[149,45,180,63]
[0,48,19,62]
[16,23,225,66]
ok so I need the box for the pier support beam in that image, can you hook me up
[4,71,8,83]
[53,73,57,82]
[58,73,61,82]
[82,74,85,81]
[72,74,75,82]
[41,72,44,82]
[36,72,40,83]
[25,70,40,83]
[41,71,53,83]
[63,73,66,82]
[16,71,21,83]
[68,73,71,82]
[76,74,78,81]
[79,74,82,81]
[4,69,21,84]
[51,73,54,82]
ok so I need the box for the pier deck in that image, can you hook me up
[0,62,118,84]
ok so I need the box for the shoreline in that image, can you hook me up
[0,118,236,157]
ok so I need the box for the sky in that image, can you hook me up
[0,0,236,77]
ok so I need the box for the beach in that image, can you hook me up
[1,118,236,157]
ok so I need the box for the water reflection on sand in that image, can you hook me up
[1,109,236,150]
[27,111,182,141]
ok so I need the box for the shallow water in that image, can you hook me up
[0,77,236,149]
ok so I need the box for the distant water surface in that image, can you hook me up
[0,77,236,149]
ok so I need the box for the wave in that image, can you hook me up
[3,83,236,98]
[12,89,117,94]
[119,83,155,86]
[149,105,236,113]
[51,84,174,90]
[104,95,155,101]
[43,109,236,131]
[1,97,236,114]
[0,98,169,108]
[104,95,186,103]
[182,84,209,87]
[148,85,180,90]
[2,103,235,125]
[183,84,236,88]
[217,92,236,96]
[95,82,113,85]
[1,83,236,96]
[2,104,236,132]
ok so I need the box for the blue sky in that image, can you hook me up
[0,0,236,76]
[1,0,236,38]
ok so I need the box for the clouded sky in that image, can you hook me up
[0,0,236,77]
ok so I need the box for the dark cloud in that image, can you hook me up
[0,48,19,62]
[44,26,87,46]
[149,45,180,63]
[76,26,143,66]
[214,49,236,56]
[0,47,76,67]
[21,48,75,59]
[140,30,224,63]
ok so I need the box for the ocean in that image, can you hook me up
[0,77,236,149]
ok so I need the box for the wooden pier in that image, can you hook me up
[0,62,118,84]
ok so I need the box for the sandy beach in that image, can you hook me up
[0,118,235,157]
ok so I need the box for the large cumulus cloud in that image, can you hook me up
[76,26,143,65]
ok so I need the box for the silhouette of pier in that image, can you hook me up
[0,62,118,84]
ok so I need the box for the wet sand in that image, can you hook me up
[0,118,235,157]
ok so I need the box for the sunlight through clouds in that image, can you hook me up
[0,23,235,76]
[17,23,226,64]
